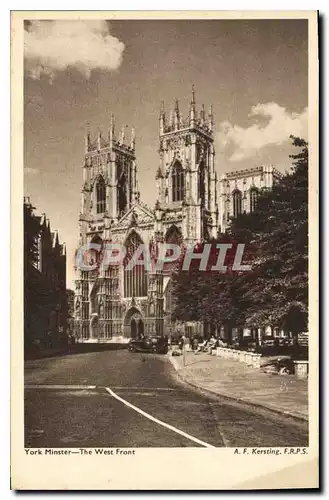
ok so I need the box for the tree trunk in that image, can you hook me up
[238,327,244,346]
[225,324,233,344]
[291,330,299,347]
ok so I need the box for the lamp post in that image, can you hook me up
[183,334,186,367]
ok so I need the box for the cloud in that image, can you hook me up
[24,20,125,81]
[217,102,308,161]
[24,167,39,176]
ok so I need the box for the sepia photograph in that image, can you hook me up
[11,10,318,490]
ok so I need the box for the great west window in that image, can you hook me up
[124,231,147,297]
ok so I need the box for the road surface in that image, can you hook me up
[24,348,308,448]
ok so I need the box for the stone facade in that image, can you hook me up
[219,165,283,231]
[73,90,283,343]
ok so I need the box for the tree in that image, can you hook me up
[170,136,308,346]
[170,235,249,341]
[228,136,308,342]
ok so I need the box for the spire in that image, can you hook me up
[97,128,102,150]
[156,165,163,179]
[174,98,180,130]
[120,125,126,144]
[170,109,174,129]
[189,85,196,128]
[208,104,214,132]
[84,123,91,153]
[200,104,205,125]
[109,113,115,145]
[130,127,135,150]
[159,100,166,134]
[160,100,165,118]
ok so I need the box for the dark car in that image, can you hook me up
[128,336,168,354]
[261,355,295,375]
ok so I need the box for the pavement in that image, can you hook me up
[168,349,308,421]
[24,348,308,448]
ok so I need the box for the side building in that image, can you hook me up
[24,197,67,352]
[219,166,283,232]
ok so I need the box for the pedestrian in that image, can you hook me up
[195,338,207,354]
[208,335,217,354]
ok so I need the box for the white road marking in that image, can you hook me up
[104,386,216,448]
[111,387,175,392]
[24,385,174,392]
[25,385,97,390]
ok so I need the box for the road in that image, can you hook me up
[24,348,308,448]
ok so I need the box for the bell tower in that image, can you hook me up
[79,116,138,245]
[156,87,218,242]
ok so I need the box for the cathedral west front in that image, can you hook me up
[74,89,282,343]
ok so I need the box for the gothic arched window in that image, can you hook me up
[165,225,183,245]
[232,190,242,218]
[96,177,106,213]
[124,231,148,298]
[117,171,127,215]
[250,188,258,213]
[88,234,102,267]
[172,161,185,202]
[198,162,206,205]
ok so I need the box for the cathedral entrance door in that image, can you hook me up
[124,306,144,339]
[138,319,144,338]
[90,314,99,341]
[130,319,137,339]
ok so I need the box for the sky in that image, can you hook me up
[24,19,308,289]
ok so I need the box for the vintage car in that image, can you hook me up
[128,336,168,354]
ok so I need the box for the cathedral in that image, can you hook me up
[74,89,282,343]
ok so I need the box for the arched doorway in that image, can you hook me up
[124,307,144,339]
[138,319,144,337]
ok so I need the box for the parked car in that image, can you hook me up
[128,336,168,354]
[261,356,295,375]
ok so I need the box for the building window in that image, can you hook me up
[232,190,242,218]
[82,324,89,340]
[96,177,106,213]
[250,188,258,212]
[273,327,280,337]
[172,161,185,202]
[165,225,183,245]
[124,231,147,298]
[82,302,89,320]
[117,171,127,215]
[198,162,205,204]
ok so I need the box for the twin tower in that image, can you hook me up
[79,88,218,248]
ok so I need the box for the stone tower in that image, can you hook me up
[75,117,140,342]
[79,116,138,246]
[155,87,218,243]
